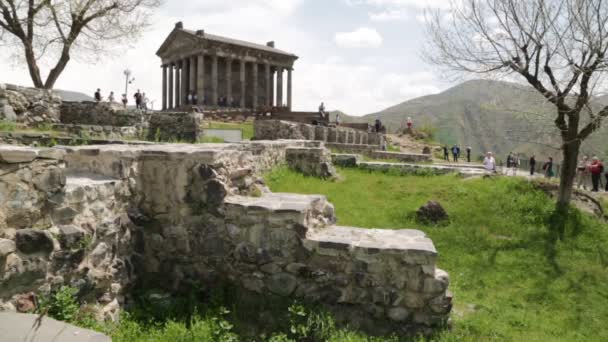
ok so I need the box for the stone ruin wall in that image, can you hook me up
[254,119,386,148]
[0,142,452,335]
[0,84,62,124]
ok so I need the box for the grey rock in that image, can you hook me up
[0,239,16,257]
[57,225,85,249]
[387,307,410,322]
[0,148,37,163]
[15,229,54,254]
[416,201,449,224]
[267,273,297,297]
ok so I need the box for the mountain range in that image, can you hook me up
[337,79,608,161]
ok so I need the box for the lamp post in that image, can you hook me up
[123,69,135,97]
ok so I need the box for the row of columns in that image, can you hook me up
[162,55,293,111]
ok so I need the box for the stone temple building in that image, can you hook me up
[157,22,299,111]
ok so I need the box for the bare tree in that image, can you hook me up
[425,0,608,208]
[0,0,161,89]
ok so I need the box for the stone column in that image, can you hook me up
[270,67,275,106]
[211,55,218,106]
[226,58,232,105]
[189,56,196,102]
[168,63,174,109]
[252,63,258,109]
[265,63,271,106]
[197,54,205,105]
[162,65,167,110]
[175,63,181,108]
[287,68,293,110]
[239,59,246,108]
[276,67,284,107]
[181,59,189,106]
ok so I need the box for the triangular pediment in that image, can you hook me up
[156,30,201,58]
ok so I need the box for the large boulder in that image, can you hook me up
[416,201,449,224]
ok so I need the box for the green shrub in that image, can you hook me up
[37,286,80,322]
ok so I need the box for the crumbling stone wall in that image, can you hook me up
[0,143,451,335]
[146,112,203,142]
[0,84,62,124]
[286,147,336,178]
[0,146,135,320]
[60,102,147,127]
[254,120,386,148]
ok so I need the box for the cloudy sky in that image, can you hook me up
[0,0,455,116]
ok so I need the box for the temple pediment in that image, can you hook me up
[156,30,201,58]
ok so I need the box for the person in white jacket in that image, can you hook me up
[483,152,496,173]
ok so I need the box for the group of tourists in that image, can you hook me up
[443,145,473,163]
[576,156,607,192]
[94,89,148,110]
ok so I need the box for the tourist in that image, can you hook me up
[406,117,413,130]
[542,157,554,178]
[108,91,115,103]
[590,157,604,192]
[443,145,449,162]
[466,146,472,163]
[452,145,460,163]
[576,156,589,190]
[605,167,608,191]
[187,91,193,105]
[94,89,102,102]
[121,94,128,108]
[381,139,388,151]
[134,90,142,109]
[483,152,496,173]
[319,102,325,113]
[193,93,198,105]
[510,154,519,176]
[336,113,341,126]
[529,155,536,176]
[375,118,382,133]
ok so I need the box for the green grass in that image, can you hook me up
[207,121,254,140]
[0,120,17,131]
[265,167,608,341]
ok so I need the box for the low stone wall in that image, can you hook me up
[147,112,203,142]
[0,131,150,147]
[286,147,336,178]
[254,120,385,147]
[0,84,62,124]
[51,123,141,140]
[371,151,433,163]
[0,143,451,335]
[60,101,147,127]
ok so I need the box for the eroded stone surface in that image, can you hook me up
[0,312,110,342]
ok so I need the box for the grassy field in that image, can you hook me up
[266,167,608,342]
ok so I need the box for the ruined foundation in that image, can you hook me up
[0,142,451,335]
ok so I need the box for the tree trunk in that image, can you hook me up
[557,138,581,209]
[44,48,71,89]
[23,43,44,88]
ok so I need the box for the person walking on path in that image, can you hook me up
[142,93,149,112]
[443,145,450,162]
[121,94,128,108]
[108,91,115,103]
[510,154,520,176]
[452,145,460,163]
[590,157,604,192]
[335,113,341,126]
[94,89,102,102]
[374,118,382,133]
[133,90,142,110]
[543,157,555,178]
[483,152,496,173]
[406,117,413,130]
[576,156,590,190]
[529,155,536,176]
[506,152,514,174]
[466,146,472,163]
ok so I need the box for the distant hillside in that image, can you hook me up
[341,79,608,161]
[55,89,94,102]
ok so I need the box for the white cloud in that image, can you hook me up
[295,58,441,115]
[349,0,452,10]
[369,9,409,21]
[334,27,383,48]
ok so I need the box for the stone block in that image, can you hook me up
[15,229,54,254]
[332,154,359,167]
[0,146,37,164]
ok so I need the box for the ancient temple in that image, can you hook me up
[156,22,299,111]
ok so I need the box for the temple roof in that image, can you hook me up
[156,24,298,60]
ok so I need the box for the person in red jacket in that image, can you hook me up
[589,157,604,192]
